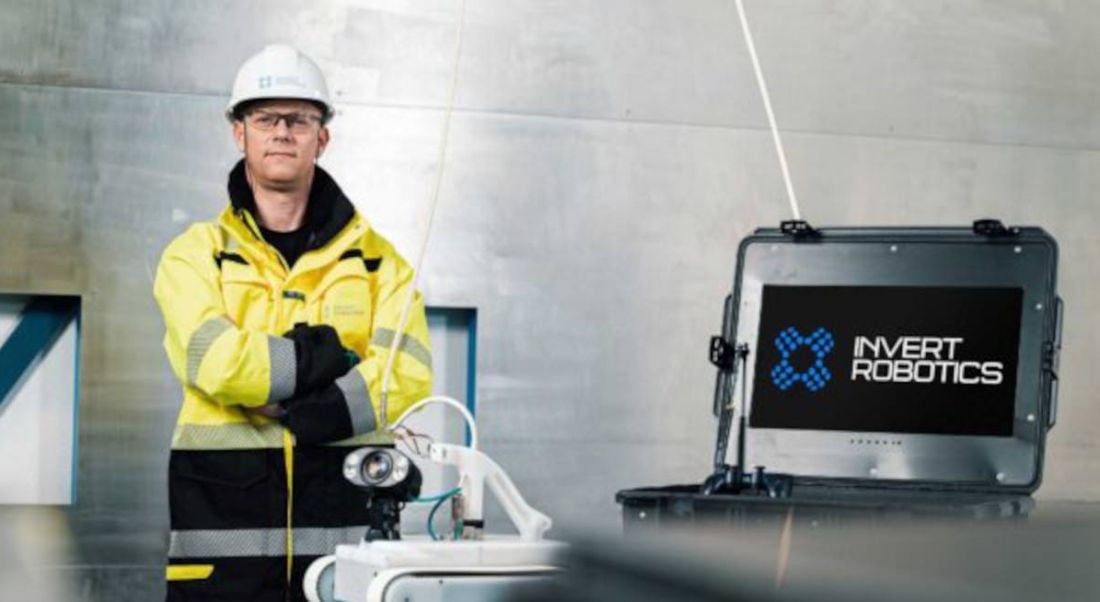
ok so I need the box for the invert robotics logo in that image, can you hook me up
[770,327,835,392]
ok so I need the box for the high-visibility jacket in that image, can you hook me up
[154,163,432,601]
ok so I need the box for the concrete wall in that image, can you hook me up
[1,1,1098,599]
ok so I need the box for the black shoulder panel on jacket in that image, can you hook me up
[215,252,249,270]
[339,249,382,273]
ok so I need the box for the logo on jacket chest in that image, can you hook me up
[325,303,367,319]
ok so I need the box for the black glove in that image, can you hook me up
[280,384,354,446]
[283,323,352,396]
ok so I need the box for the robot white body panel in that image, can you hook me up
[317,537,564,601]
[366,567,557,602]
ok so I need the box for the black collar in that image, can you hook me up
[227,159,355,251]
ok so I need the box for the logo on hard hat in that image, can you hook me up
[257,75,305,90]
[770,327,835,392]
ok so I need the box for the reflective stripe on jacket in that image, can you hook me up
[154,167,432,601]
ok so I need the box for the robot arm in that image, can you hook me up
[428,443,552,541]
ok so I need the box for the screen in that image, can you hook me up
[750,286,1023,437]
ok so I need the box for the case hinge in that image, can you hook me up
[709,336,736,371]
[779,220,819,239]
[972,219,1020,237]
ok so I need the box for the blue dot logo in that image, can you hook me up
[770,327,835,392]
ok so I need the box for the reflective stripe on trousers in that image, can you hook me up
[168,526,368,558]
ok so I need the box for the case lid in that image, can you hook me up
[723,222,1061,494]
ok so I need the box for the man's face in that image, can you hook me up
[232,99,330,192]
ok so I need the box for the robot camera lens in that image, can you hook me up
[363,451,393,483]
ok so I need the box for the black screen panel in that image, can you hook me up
[750,286,1022,437]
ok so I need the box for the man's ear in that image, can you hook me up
[232,120,246,153]
[316,126,330,159]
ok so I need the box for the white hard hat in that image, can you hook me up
[225,44,334,123]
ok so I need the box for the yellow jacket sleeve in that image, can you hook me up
[153,226,297,408]
[331,238,433,434]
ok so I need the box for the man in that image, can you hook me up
[154,44,432,601]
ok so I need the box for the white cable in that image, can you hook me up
[734,0,802,221]
[388,395,478,451]
[379,0,469,427]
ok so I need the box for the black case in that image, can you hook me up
[618,220,1062,528]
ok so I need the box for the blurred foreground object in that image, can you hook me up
[515,502,1100,602]
[0,507,76,601]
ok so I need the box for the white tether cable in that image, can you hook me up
[377,1,794,434]
[378,0,468,429]
[735,0,802,221]
[391,395,479,451]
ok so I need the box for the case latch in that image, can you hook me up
[972,219,1020,237]
[1044,297,1064,429]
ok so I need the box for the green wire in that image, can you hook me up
[426,489,461,541]
[413,487,463,503]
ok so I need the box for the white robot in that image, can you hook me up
[303,397,565,602]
